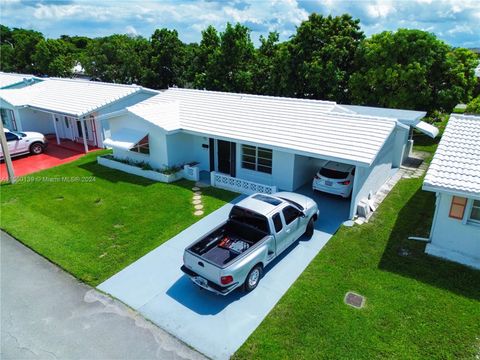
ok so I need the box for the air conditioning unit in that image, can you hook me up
[356,200,371,218]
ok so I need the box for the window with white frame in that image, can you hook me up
[241,145,272,174]
[129,135,150,154]
[469,199,480,223]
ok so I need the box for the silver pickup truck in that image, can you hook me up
[181,192,319,295]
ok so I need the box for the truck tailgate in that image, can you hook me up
[183,250,223,286]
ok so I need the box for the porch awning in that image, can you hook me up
[414,121,439,138]
[103,128,147,150]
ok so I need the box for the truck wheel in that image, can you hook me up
[244,265,262,292]
[30,142,44,155]
[304,217,315,239]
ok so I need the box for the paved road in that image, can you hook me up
[0,231,205,360]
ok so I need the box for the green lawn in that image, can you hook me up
[0,151,237,285]
[235,117,480,359]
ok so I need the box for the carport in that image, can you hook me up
[0,78,148,152]
[288,119,408,219]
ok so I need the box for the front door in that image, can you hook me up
[76,120,83,139]
[217,140,232,175]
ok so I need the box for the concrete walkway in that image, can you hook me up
[0,231,205,360]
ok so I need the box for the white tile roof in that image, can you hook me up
[341,104,426,125]
[423,114,480,197]
[127,98,180,132]
[0,78,143,117]
[125,88,397,166]
[0,72,38,89]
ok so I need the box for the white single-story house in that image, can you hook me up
[423,114,480,269]
[0,77,157,151]
[101,88,438,219]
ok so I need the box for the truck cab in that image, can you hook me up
[181,192,319,295]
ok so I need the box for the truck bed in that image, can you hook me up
[188,220,268,267]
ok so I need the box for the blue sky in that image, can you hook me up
[1,0,479,47]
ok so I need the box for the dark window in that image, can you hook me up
[5,132,18,142]
[229,206,269,233]
[283,206,300,225]
[319,167,349,179]
[470,200,480,222]
[130,135,150,154]
[272,213,283,233]
[253,194,282,206]
[241,145,272,174]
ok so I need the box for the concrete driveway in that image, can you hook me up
[99,190,349,360]
[0,231,204,360]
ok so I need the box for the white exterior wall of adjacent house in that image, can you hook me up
[423,114,480,270]
[426,193,480,269]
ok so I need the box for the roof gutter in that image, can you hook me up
[422,184,480,201]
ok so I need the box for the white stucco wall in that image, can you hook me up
[426,193,480,269]
[108,113,168,169]
[350,130,395,218]
[392,126,409,167]
[165,132,196,166]
[193,136,210,171]
[292,155,328,190]
[18,108,55,134]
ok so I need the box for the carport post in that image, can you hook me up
[0,114,15,183]
[51,113,60,145]
[80,118,88,153]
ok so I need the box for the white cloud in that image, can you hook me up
[365,0,396,19]
[1,0,478,47]
[125,25,138,36]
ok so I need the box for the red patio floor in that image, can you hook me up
[1,140,100,180]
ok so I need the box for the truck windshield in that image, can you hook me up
[229,206,269,233]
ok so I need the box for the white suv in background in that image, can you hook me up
[312,161,355,198]
[1,129,48,159]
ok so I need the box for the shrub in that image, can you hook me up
[466,96,480,114]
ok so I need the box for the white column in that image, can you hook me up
[80,118,88,153]
[51,113,60,144]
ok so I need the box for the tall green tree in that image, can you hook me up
[83,34,149,84]
[214,23,255,92]
[143,28,186,89]
[32,39,76,77]
[349,29,478,112]
[1,27,44,73]
[252,33,296,97]
[0,25,15,72]
[191,25,220,89]
[289,13,364,101]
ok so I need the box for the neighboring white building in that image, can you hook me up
[102,88,436,219]
[0,77,157,151]
[423,114,480,269]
